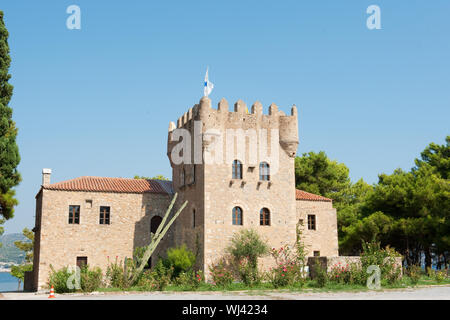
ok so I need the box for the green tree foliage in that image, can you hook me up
[0,218,3,248]
[342,137,449,268]
[10,264,32,289]
[296,138,449,266]
[163,244,196,278]
[415,136,450,179]
[295,151,351,207]
[14,228,34,263]
[227,229,269,268]
[226,229,269,285]
[10,228,34,286]
[295,151,372,254]
[0,11,20,220]
[133,175,169,181]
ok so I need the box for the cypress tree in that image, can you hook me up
[0,11,20,219]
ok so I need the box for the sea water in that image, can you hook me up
[0,272,22,292]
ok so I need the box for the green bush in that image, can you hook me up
[80,265,103,293]
[106,260,128,289]
[175,270,204,290]
[360,241,402,285]
[164,245,196,278]
[407,265,422,285]
[136,270,158,291]
[48,265,103,293]
[268,246,304,288]
[435,269,446,283]
[313,259,328,288]
[209,258,235,288]
[226,229,269,286]
[328,262,351,284]
[152,259,173,290]
[426,266,435,278]
[47,266,76,293]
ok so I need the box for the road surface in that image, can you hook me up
[1,285,450,300]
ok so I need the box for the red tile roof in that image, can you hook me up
[296,189,332,202]
[43,176,173,194]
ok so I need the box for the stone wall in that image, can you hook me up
[296,200,339,257]
[308,256,403,277]
[32,189,172,291]
[166,97,340,279]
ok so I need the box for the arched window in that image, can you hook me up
[260,208,270,226]
[232,207,243,225]
[150,216,163,235]
[232,160,242,179]
[259,162,270,181]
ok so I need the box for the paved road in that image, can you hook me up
[1,285,450,300]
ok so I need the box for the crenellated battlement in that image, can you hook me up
[169,97,298,131]
[168,97,299,159]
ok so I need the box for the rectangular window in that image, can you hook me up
[192,209,196,228]
[100,206,110,225]
[313,251,320,257]
[68,205,80,224]
[308,215,316,230]
[76,256,87,269]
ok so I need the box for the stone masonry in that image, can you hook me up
[32,96,339,290]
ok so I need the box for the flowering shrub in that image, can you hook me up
[175,270,204,290]
[137,270,158,291]
[268,245,305,288]
[361,241,402,285]
[106,257,128,289]
[209,258,234,287]
[328,262,351,284]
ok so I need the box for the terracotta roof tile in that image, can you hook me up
[43,176,173,195]
[295,189,332,202]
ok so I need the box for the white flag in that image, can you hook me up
[204,67,214,97]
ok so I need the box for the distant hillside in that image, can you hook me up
[0,233,28,265]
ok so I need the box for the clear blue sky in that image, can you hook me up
[1,1,449,233]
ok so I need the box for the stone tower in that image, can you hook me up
[167,96,299,275]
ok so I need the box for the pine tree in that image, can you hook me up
[0,11,20,220]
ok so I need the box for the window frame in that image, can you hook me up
[232,206,243,226]
[232,160,243,179]
[260,207,270,226]
[259,162,270,181]
[99,206,111,225]
[76,256,88,269]
[308,214,316,230]
[68,205,80,224]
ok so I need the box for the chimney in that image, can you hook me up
[42,168,52,186]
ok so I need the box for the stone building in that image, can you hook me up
[31,96,338,291]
